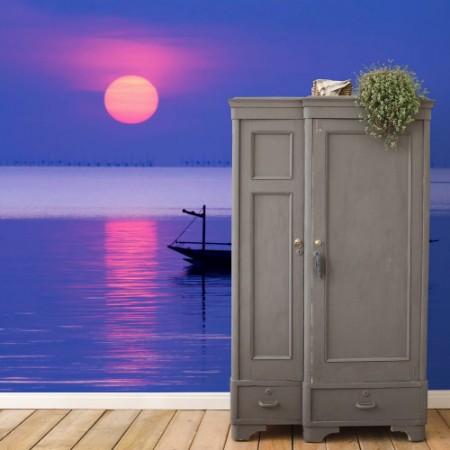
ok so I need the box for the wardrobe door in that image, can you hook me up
[307,118,425,384]
[237,119,304,382]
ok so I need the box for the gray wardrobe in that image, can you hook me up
[229,97,433,442]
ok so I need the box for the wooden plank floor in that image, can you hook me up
[0,409,449,450]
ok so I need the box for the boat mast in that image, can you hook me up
[202,205,206,251]
[181,205,206,251]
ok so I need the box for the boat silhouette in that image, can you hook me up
[167,205,231,270]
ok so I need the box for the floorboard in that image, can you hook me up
[0,410,35,441]
[113,410,175,450]
[153,410,204,450]
[357,426,395,450]
[0,409,448,449]
[0,410,69,450]
[438,409,450,428]
[426,410,450,450]
[190,410,230,450]
[258,426,292,450]
[32,410,105,450]
[72,410,139,450]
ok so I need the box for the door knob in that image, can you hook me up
[294,239,303,255]
[314,239,323,246]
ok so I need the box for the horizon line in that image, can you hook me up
[0,161,232,168]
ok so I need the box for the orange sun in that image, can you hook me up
[104,76,159,124]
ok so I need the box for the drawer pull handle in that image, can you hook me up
[355,401,377,410]
[258,400,279,408]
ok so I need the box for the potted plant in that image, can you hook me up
[354,61,428,150]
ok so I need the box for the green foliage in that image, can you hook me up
[355,61,428,150]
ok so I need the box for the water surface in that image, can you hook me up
[0,216,231,391]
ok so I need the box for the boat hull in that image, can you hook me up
[167,245,231,270]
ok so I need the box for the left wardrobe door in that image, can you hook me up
[231,118,305,436]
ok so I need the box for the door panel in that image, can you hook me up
[253,193,292,359]
[326,132,410,361]
[309,119,424,383]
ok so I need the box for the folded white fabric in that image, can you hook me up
[313,79,352,96]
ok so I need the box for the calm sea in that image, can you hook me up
[0,167,231,392]
[0,167,449,391]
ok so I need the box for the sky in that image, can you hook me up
[1,0,450,166]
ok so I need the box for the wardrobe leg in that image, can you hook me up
[390,425,426,442]
[302,426,340,442]
[231,424,266,441]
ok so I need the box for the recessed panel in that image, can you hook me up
[325,133,411,361]
[252,193,292,359]
[252,133,292,179]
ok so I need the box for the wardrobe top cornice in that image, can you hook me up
[229,97,433,121]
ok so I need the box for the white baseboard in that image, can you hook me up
[428,390,450,409]
[0,392,230,410]
[0,391,448,410]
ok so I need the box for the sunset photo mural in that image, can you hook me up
[0,0,449,392]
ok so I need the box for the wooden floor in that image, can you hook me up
[0,409,449,450]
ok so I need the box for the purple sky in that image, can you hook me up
[1,0,449,166]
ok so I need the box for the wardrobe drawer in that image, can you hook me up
[310,387,423,423]
[237,385,302,422]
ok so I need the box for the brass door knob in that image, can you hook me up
[294,239,303,248]
[314,239,323,246]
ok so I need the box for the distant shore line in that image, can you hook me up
[2,162,450,169]
[0,161,231,168]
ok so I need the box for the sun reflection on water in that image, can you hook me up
[105,220,159,299]
[103,220,162,384]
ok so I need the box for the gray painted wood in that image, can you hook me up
[308,119,425,383]
[390,425,426,441]
[302,426,340,442]
[310,387,423,423]
[229,97,432,444]
[236,385,302,422]
[237,119,304,382]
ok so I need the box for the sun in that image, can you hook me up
[104,76,159,124]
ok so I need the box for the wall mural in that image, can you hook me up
[0,0,449,392]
